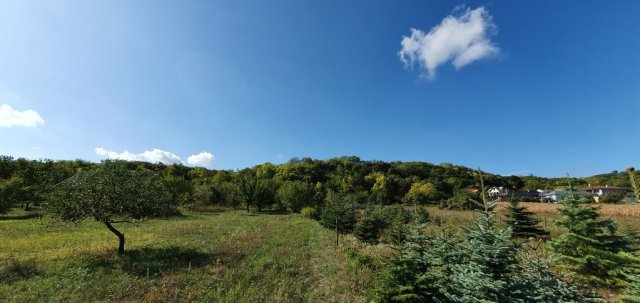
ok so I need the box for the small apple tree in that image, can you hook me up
[47,160,170,254]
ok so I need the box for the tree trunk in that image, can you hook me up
[104,221,125,254]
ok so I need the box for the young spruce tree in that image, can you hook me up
[377,169,604,303]
[547,182,637,287]
[504,200,549,239]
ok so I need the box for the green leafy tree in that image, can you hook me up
[0,176,21,213]
[47,161,170,254]
[504,200,549,239]
[277,180,314,213]
[235,168,274,212]
[547,194,637,287]
[367,172,391,207]
[402,181,441,206]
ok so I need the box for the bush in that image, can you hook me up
[300,206,318,219]
[602,193,625,204]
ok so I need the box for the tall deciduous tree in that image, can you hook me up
[277,180,314,213]
[235,168,274,212]
[47,161,169,254]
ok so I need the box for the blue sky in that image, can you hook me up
[0,0,639,177]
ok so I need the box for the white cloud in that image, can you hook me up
[187,152,214,166]
[95,147,183,165]
[399,6,500,80]
[95,147,215,167]
[0,104,45,128]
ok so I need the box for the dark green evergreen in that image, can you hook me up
[377,170,604,303]
[504,200,549,239]
[547,195,637,287]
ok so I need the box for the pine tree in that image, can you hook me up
[442,170,518,302]
[547,194,636,287]
[510,256,604,303]
[504,200,549,239]
[621,263,640,303]
[377,169,605,303]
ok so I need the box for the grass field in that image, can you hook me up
[3,203,640,302]
[0,210,382,303]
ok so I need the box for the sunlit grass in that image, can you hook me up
[0,210,378,303]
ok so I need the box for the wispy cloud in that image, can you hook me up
[0,104,45,128]
[399,6,500,80]
[187,152,215,166]
[95,147,215,167]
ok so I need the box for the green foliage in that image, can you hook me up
[378,171,603,303]
[235,168,276,212]
[377,226,453,302]
[319,190,356,233]
[547,195,637,287]
[161,164,194,207]
[300,206,318,219]
[354,206,388,244]
[504,200,549,239]
[47,160,171,254]
[277,180,314,213]
[621,266,640,303]
[602,192,625,204]
[402,181,441,205]
[0,176,21,213]
[509,256,605,303]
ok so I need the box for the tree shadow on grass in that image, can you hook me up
[0,211,43,221]
[83,246,213,277]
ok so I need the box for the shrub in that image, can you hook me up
[300,206,318,219]
[602,192,624,204]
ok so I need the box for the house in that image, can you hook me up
[581,185,626,197]
[488,187,509,199]
[542,190,594,202]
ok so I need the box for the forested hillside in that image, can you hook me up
[0,155,634,214]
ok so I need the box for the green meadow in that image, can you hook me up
[0,210,381,303]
